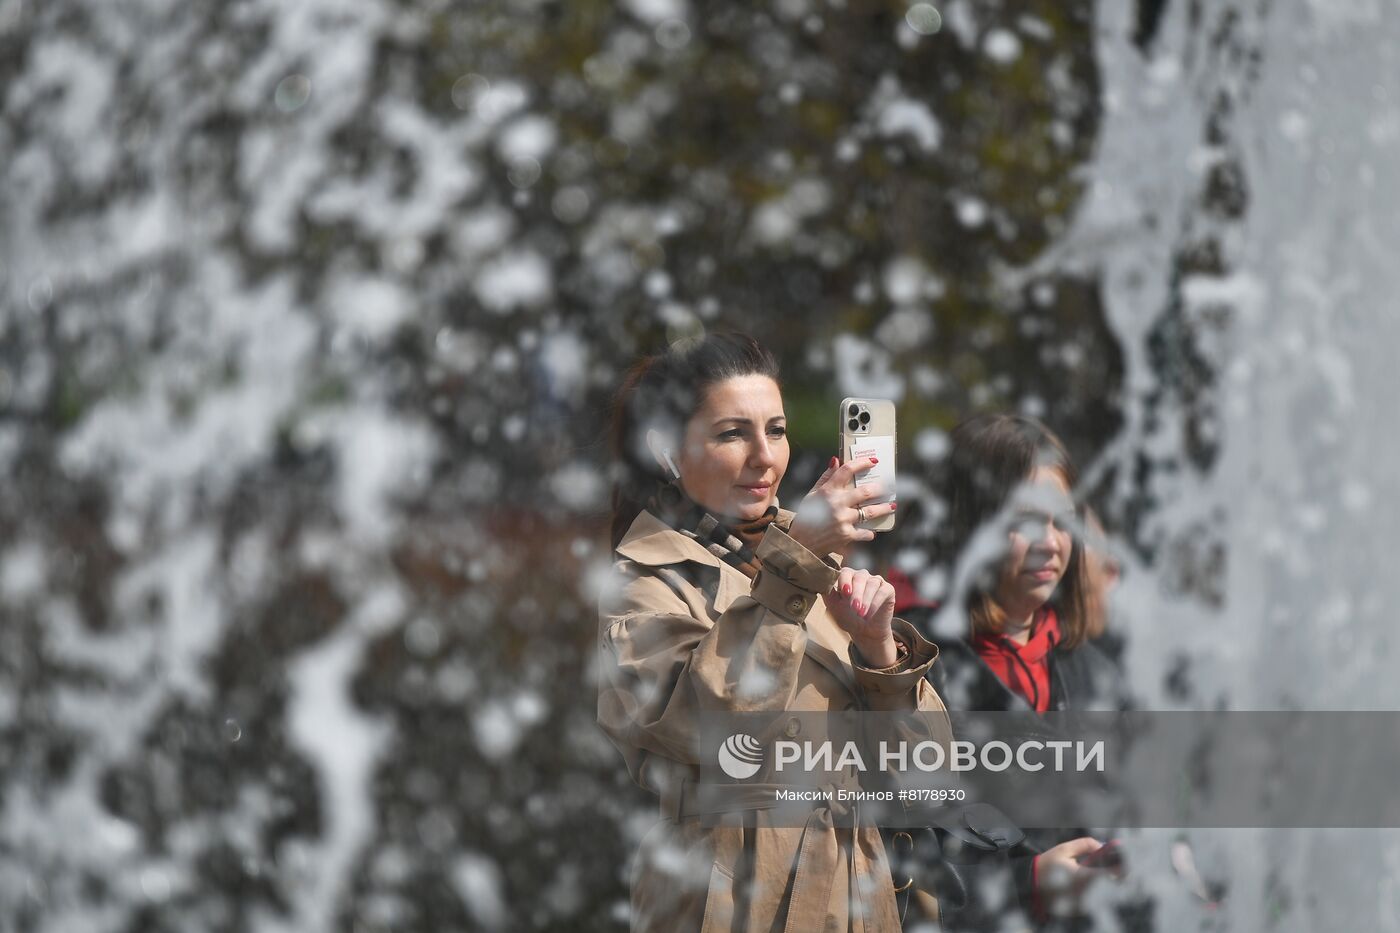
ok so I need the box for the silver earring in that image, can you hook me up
[662,449,682,481]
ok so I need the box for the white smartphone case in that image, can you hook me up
[838,397,896,532]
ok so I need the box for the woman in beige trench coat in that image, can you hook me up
[596,333,954,931]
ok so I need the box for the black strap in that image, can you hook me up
[902,801,1027,851]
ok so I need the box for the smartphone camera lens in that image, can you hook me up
[848,404,859,417]
[858,411,870,425]
[848,418,860,431]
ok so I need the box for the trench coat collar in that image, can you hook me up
[616,509,861,696]
[615,508,735,570]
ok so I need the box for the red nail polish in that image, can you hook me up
[870,457,879,464]
[830,456,838,469]
[890,501,897,511]
[843,583,852,596]
[853,602,862,614]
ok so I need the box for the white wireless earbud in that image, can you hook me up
[662,449,682,481]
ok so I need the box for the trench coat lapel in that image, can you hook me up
[615,510,746,612]
[616,511,860,697]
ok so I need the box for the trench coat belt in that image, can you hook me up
[660,779,874,933]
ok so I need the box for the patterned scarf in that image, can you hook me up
[647,481,779,579]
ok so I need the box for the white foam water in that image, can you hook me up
[1069,0,1400,927]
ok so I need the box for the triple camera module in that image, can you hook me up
[846,402,872,434]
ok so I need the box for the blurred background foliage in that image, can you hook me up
[0,0,1211,929]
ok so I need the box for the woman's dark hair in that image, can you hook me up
[609,333,780,547]
[945,413,1097,649]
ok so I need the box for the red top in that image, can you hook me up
[888,567,939,614]
[970,607,1062,713]
[888,567,1062,712]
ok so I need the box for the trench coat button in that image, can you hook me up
[784,717,801,738]
[785,595,808,618]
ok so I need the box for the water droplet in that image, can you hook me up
[663,309,705,346]
[140,867,171,902]
[386,237,425,273]
[507,157,541,188]
[501,415,526,443]
[551,186,590,224]
[274,74,311,113]
[417,808,456,851]
[955,196,987,228]
[644,270,672,299]
[452,73,491,111]
[655,18,690,50]
[405,617,441,657]
[224,718,242,743]
[983,28,1021,63]
[905,3,942,35]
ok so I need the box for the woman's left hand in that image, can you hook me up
[822,568,899,667]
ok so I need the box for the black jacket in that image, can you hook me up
[896,605,1130,930]
[924,626,1128,715]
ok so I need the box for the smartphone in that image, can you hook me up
[1078,839,1124,871]
[838,397,897,533]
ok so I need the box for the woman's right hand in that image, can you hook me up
[787,457,894,559]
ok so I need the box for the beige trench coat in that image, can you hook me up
[598,509,954,932]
